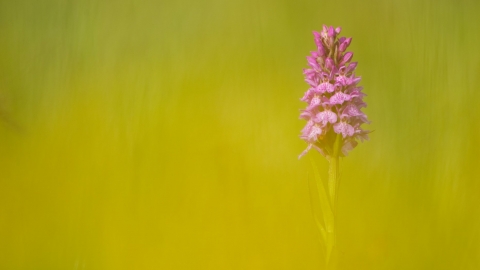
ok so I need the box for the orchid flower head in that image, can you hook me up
[299,26,370,159]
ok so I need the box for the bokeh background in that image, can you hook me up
[1,0,479,269]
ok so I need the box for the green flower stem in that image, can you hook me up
[328,155,339,208]
[326,133,342,269]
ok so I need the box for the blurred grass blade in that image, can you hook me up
[307,171,327,243]
[309,157,334,242]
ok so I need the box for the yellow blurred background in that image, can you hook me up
[1,0,479,269]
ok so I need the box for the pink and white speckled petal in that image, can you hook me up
[301,88,315,102]
[314,110,337,125]
[307,96,322,110]
[317,82,334,93]
[334,122,355,138]
[330,92,351,105]
[301,120,314,138]
[326,110,338,123]
[308,125,323,141]
[335,75,349,86]
[343,104,362,116]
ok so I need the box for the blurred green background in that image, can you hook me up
[1,0,479,269]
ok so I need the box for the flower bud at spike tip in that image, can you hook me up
[328,26,335,37]
[339,37,352,52]
[346,62,357,73]
[325,58,335,71]
[340,52,353,65]
[299,26,370,159]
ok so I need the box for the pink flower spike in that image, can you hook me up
[299,26,369,158]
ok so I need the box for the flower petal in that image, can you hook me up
[307,56,319,69]
[325,58,335,71]
[300,88,315,102]
[335,75,350,86]
[343,104,362,116]
[330,92,351,105]
[341,139,358,156]
[339,37,352,52]
[299,110,312,120]
[298,144,313,159]
[333,122,355,138]
[317,82,334,93]
[326,111,338,123]
[340,52,353,65]
[307,96,322,110]
[308,125,323,141]
[315,110,338,125]
[346,62,357,73]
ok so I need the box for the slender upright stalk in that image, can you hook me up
[328,155,339,207]
[326,133,342,269]
[329,133,342,207]
[299,25,370,270]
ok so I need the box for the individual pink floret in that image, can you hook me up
[333,122,355,138]
[315,110,337,125]
[317,82,335,93]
